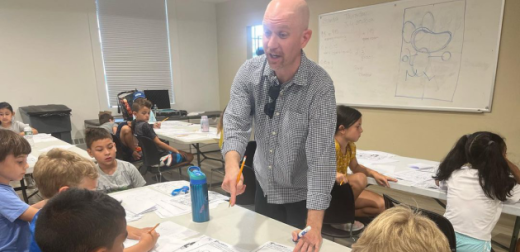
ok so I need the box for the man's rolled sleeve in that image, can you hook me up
[305,81,337,210]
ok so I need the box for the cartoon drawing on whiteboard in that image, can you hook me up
[396,0,465,102]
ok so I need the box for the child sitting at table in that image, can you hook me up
[31,148,158,252]
[0,130,45,251]
[99,113,118,135]
[132,99,193,166]
[0,102,38,135]
[434,132,520,252]
[35,189,159,252]
[331,105,397,232]
[85,128,146,193]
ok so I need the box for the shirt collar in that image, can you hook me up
[262,50,310,86]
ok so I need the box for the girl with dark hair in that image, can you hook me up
[434,132,520,252]
[332,105,397,232]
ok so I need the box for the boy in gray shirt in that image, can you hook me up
[85,128,145,193]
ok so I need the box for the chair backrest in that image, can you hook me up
[383,194,401,209]
[420,208,457,252]
[111,134,125,160]
[243,141,256,168]
[323,183,356,224]
[136,135,162,167]
[382,194,456,252]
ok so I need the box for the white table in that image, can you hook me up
[154,121,221,168]
[18,135,91,202]
[363,151,520,252]
[111,186,349,252]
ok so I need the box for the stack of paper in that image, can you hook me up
[124,221,200,252]
[252,242,294,252]
[150,181,191,195]
[173,236,240,252]
[356,150,398,166]
[408,162,439,172]
[111,188,172,222]
[33,134,55,143]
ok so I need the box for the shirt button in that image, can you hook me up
[275,112,280,116]
[268,165,272,169]
[280,91,284,95]
[269,149,273,153]
[272,131,276,135]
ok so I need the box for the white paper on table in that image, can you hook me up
[124,197,157,215]
[166,191,229,208]
[252,242,294,252]
[187,112,204,116]
[155,200,191,218]
[33,134,55,143]
[356,150,396,162]
[150,181,191,195]
[173,236,240,252]
[38,145,73,152]
[393,170,435,183]
[367,164,396,176]
[412,179,440,190]
[110,188,171,219]
[409,162,439,171]
[124,222,200,252]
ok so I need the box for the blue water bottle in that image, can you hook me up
[188,166,209,222]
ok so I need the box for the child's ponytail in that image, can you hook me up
[434,134,469,182]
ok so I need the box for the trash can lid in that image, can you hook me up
[19,105,72,115]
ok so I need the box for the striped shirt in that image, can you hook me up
[222,52,337,210]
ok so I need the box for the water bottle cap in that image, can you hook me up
[24,126,31,131]
[188,166,207,185]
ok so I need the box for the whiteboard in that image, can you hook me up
[318,0,504,112]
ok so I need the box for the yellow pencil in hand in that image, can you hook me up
[229,156,247,207]
[161,117,169,122]
[148,223,160,234]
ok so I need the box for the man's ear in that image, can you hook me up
[300,29,312,49]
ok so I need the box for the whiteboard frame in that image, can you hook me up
[318,0,505,113]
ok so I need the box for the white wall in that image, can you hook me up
[0,0,220,141]
[0,0,100,140]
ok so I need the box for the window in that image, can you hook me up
[96,0,175,107]
[248,25,264,59]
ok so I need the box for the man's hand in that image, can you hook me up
[292,228,322,252]
[222,152,246,206]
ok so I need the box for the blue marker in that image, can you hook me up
[293,226,311,243]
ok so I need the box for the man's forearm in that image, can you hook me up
[306,209,325,230]
[225,151,241,172]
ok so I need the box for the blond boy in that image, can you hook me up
[32,149,158,252]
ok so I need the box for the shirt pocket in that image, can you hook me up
[280,111,308,158]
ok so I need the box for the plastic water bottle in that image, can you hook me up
[188,166,209,222]
[24,126,35,147]
[200,115,209,132]
[150,104,158,123]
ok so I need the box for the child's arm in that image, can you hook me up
[350,158,397,187]
[153,136,180,154]
[18,205,40,222]
[31,199,47,209]
[124,230,159,252]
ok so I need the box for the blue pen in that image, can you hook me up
[293,226,311,243]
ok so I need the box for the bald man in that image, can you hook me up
[221,1,336,251]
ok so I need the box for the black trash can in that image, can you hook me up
[19,105,72,144]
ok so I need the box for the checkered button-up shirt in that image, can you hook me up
[222,52,337,210]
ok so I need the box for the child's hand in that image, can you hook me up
[139,230,160,251]
[154,122,161,129]
[127,225,151,240]
[335,172,348,185]
[132,151,141,160]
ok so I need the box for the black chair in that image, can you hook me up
[322,183,357,241]
[111,134,126,161]
[136,135,192,182]
[383,194,457,252]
